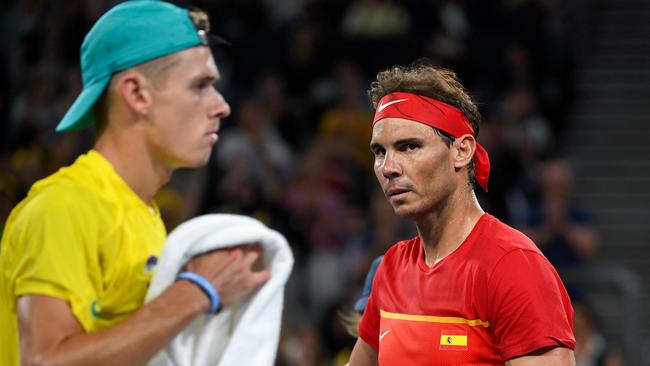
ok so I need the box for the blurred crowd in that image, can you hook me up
[0,0,623,365]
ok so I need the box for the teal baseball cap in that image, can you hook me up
[56,0,209,132]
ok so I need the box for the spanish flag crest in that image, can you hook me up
[439,330,468,351]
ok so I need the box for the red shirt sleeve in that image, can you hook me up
[358,263,383,349]
[487,249,576,360]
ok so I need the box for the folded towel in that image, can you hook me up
[146,214,294,366]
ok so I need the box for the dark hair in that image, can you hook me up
[368,62,481,189]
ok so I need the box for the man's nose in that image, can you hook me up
[210,90,231,119]
[381,151,402,178]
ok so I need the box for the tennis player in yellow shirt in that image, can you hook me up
[0,1,269,365]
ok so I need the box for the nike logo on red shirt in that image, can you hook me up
[379,329,392,341]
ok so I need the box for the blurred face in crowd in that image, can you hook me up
[540,160,572,201]
[371,118,457,221]
[145,46,231,169]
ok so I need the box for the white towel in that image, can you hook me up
[145,214,294,366]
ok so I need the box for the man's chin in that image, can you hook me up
[393,205,411,219]
[392,205,419,221]
[193,148,215,166]
[175,153,212,169]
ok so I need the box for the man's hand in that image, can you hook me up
[184,243,269,308]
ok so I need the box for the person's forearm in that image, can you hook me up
[348,338,378,366]
[506,346,575,366]
[26,281,208,366]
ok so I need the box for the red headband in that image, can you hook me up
[372,92,490,192]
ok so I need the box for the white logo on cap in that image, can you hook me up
[197,30,209,45]
[377,98,408,113]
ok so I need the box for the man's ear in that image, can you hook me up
[114,69,153,117]
[453,134,476,170]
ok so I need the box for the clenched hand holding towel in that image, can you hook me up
[146,214,294,366]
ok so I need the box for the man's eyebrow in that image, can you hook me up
[393,137,422,146]
[192,73,220,84]
[370,137,423,151]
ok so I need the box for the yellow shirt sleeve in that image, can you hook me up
[9,184,102,331]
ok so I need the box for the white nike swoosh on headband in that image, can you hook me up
[377,99,408,113]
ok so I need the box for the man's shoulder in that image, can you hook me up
[9,154,120,228]
[7,184,98,240]
[387,235,419,254]
[478,214,542,257]
[379,236,420,269]
[25,172,101,212]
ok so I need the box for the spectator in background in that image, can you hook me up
[520,158,599,268]
[216,95,294,188]
[258,72,311,153]
[282,20,324,98]
[340,0,410,38]
[212,94,294,231]
[10,63,66,133]
[502,87,555,223]
[502,87,554,168]
[317,60,374,168]
[285,138,355,321]
[574,301,624,366]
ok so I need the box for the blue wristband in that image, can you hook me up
[176,272,221,314]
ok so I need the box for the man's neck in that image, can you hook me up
[416,190,484,267]
[94,127,172,204]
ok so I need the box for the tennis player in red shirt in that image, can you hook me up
[348,64,576,365]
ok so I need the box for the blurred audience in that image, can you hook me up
[574,301,624,366]
[340,0,410,38]
[518,158,599,269]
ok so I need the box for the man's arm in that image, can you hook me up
[17,248,268,366]
[348,338,378,366]
[506,346,576,366]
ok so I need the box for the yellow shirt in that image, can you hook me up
[0,150,166,366]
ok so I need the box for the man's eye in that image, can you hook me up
[401,144,418,151]
[195,80,216,90]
